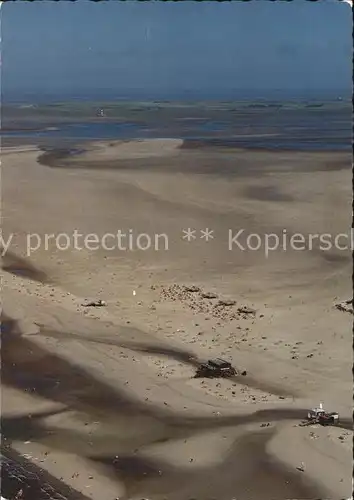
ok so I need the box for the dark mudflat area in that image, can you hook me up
[1,448,90,500]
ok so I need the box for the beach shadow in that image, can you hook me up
[36,324,200,365]
[2,319,331,432]
[1,408,68,443]
[36,324,295,397]
[1,251,50,284]
[90,429,325,500]
[320,251,352,265]
[244,185,294,202]
[2,315,349,499]
[0,317,312,439]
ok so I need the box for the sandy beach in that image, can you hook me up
[1,139,352,499]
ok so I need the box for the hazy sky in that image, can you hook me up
[2,0,352,100]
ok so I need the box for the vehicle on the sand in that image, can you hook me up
[194,358,237,379]
[306,403,339,426]
[307,402,325,420]
[317,412,339,425]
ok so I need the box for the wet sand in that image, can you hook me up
[1,139,352,499]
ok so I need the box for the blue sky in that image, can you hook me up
[2,1,352,100]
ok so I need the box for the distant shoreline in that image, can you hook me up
[2,100,351,152]
[3,134,351,156]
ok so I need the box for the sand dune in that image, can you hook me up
[1,140,352,499]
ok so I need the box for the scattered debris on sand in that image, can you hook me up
[159,284,256,322]
[184,285,201,293]
[216,299,236,307]
[81,299,106,307]
[296,462,305,472]
[237,305,256,315]
[334,298,353,314]
[201,291,218,299]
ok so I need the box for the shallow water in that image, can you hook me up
[2,100,351,151]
